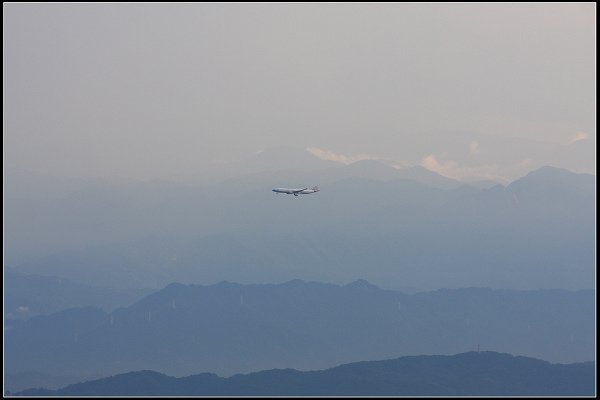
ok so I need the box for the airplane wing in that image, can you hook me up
[292,188,308,193]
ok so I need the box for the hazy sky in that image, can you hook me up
[4,3,596,180]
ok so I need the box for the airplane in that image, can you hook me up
[272,185,320,196]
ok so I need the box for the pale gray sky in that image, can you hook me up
[4,3,596,181]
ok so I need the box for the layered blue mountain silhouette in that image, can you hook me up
[6,280,594,387]
[5,155,596,395]
[15,351,595,396]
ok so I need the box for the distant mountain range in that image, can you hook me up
[14,351,595,396]
[8,164,594,291]
[5,267,151,319]
[5,279,594,389]
[4,152,596,394]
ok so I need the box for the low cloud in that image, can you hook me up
[421,154,459,178]
[307,147,374,165]
[518,158,534,168]
[568,131,590,144]
[17,306,31,314]
[421,154,510,182]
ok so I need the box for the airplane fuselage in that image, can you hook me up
[272,186,320,196]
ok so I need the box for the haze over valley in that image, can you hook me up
[5,149,595,291]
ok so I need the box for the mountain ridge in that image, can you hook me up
[5,267,151,319]
[14,351,595,396]
[6,279,594,385]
